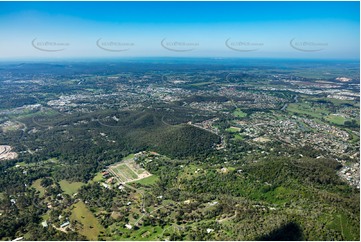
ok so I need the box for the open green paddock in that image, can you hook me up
[112,164,138,180]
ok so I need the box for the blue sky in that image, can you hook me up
[0,1,359,60]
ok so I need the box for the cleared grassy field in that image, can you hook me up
[131,225,164,240]
[233,134,244,141]
[287,103,329,118]
[307,97,359,107]
[59,180,85,195]
[123,153,135,160]
[31,179,46,197]
[113,170,128,182]
[109,158,152,183]
[233,109,247,118]
[15,161,27,167]
[327,212,358,240]
[132,175,159,186]
[109,224,164,241]
[325,114,346,125]
[178,164,203,181]
[128,162,146,175]
[346,129,360,143]
[70,201,105,241]
[12,108,59,121]
[226,126,241,133]
[117,164,138,179]
[92,172,103,182]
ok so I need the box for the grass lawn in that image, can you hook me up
[346,129,360,143]
[325,98,358,107]
[23,232,31,240]
[45,158,59,163]
[287,103,328,119]
[123,153,135,160]
[12,108,59,120]
[110,224,164,241]
[115,164,138,180]
[31,179,46,197]
[92,172,104,183]
[8,110,41,120]
[227,167,236,172]
[132,175,159,186]
[233,109,247,118]
[233,134,244,141]
[325,114,346,125]
[110,157,149,182]
[327,212,358,240]
[226,126,241,133]
[255,186,297,205]
[59,180,85,195]
[70,201,105,241]
[15,161,27,167]
[132,225,164,240]
[42,211,50,221]
[128,162,146,175]
[178,164,202,180]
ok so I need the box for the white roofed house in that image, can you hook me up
[60,221,70,228]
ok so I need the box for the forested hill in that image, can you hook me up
[1,110,219,184]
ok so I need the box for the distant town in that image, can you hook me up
[0,60,359,240]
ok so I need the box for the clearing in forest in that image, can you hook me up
[108,157,152,183]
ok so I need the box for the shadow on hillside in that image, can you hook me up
[256,222,304,241]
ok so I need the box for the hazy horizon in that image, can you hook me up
[0,1,359,60]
